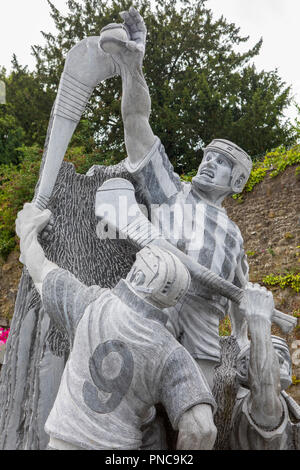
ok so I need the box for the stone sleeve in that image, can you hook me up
[158,347,217,430]
[42,268,103,340]
[124,136,182,205]
[230,393,291,450]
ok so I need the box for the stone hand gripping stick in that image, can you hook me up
[96,178,296,334]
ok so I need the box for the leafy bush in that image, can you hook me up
[233,144,300,200]
[0,110,25,165]
[246,250,256,257]
[181,170,197,183]
[64,146,121,174]
[0,145,41,259]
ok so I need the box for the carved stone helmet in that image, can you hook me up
[236,335,292,390]
[204,139,252,193]
[126,245,191,308]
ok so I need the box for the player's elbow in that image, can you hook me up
[177,424,217,450]
[176,408,217,450]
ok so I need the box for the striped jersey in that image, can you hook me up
[125,137,249,362]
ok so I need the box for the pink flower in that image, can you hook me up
[0,328,10,344]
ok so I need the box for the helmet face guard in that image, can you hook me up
[203,139,252,194]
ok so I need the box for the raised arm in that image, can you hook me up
[100,7,155,165]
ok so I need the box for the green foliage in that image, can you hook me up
[262,272,300,293]
[64,145,120,173]
[267,247,275,257]
[292,375,300,385]
[0,58,54,149]
[267,145,300,178]
[0,107,25,164]
[293,309,300,318]
[180,170,197,182]
[219,315,231,336]
[245,250,256,257]
[243,165,268,193]
[284,232,294,240]
[30,0,294,172]
[0,146,42,259]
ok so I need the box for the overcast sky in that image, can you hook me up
[0,0,299,120]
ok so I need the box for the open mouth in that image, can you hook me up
[199,169,214,179]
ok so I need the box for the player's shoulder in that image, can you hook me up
[160,343,204,385]
[223,211,243,239]
[150,325,184,361]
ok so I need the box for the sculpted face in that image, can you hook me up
[192,151,233,192]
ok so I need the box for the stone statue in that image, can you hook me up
[15,202,217,450]
[91,7,295,391]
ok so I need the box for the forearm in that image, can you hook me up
[22,233,58,295]
[121,64,155,164]
[247,316,283,428]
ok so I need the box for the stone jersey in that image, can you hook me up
[125,137,249,362]
[43,269,216,450]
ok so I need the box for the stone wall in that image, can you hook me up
[224,165,300,282]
